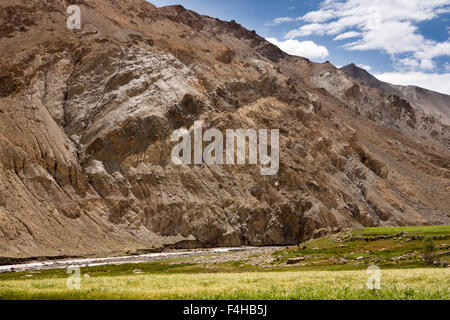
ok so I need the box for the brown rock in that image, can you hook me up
[0,0,448,259]
[215,46,236,64]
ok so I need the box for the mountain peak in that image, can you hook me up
[340,64,450,124]
[341,63,370,75]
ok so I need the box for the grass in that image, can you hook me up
[0,225,448,300]
[273,225,449,266]
[0,268,448,300]
[353,225,450,237]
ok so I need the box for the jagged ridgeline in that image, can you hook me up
[0,0,448,258]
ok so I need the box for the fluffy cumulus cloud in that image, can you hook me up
[266,38,329,60]
[285,0,450,71]
[374,72,450,95]
[398,58,420,70]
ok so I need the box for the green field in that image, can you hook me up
[0,225,448,300]
[353,225,450,237]
[0,268,448,300]
[272,225,450,266]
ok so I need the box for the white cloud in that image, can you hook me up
[333,31,361,41]
[357,64,372,71]
[266,38,329,60]
[275,17,294,24]
[437,7,450,14]
[398,58,420,70]
[285,23,326,38]
[445,62,450,72]
[343,21,427,54]
[374,72,450,95]
[420,59,435,70]
[414,41,450,61]
[298,10,334,23]
[265,17,294,26]
[285,0,450,71]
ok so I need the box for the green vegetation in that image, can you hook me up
[273,226,449,268]
[0,268,447,300]
[353,225,450,237]
[423,238,436,265]
[0,226,448,300]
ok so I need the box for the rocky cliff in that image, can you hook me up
[0,0,449,259]
[341,63,450,126]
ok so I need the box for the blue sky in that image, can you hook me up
[151,0,450,94]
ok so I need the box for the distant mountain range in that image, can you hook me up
[340,64,450,125]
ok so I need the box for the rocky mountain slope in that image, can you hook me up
[341,63,450,125]
[0,0,449,259]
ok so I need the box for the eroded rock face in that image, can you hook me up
[215,46,235,64]
[0,0,448,258]
[340,63,450,126]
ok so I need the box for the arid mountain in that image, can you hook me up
[341,63,450,125]
[0,0,449,259]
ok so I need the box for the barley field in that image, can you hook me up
[0,268,448,300]
[0,225,448,300]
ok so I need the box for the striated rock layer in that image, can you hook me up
[0,0,449,258]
